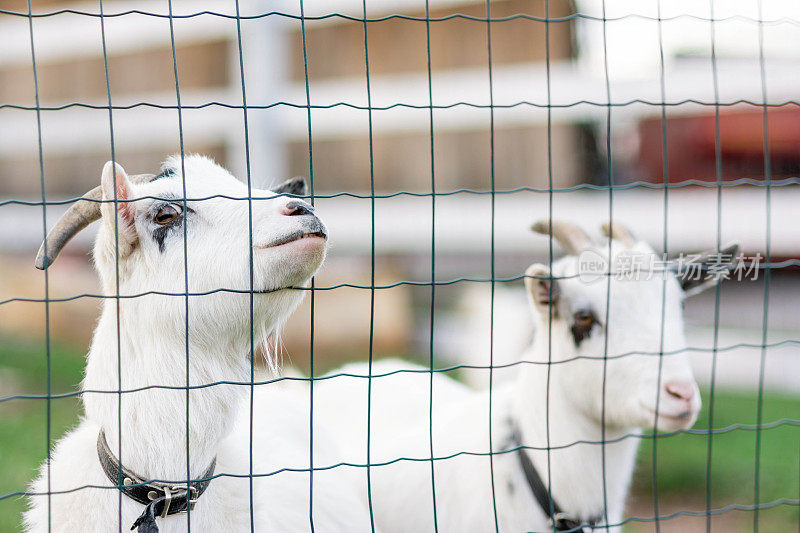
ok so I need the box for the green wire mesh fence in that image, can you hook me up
[0,1,799,532]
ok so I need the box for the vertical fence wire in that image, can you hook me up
[542,1,557,531]
[25,2,51,531]
[163,1,194,527]
[651,1,669,530]
[423,1,440,531]
[360,1,377,530]
[94,1,122,530]
[297,2,318,530]
[484,1,500,531]
[599,0,614,528]
[705,1,725,530]
[230,3,257,531]
[754,0,773,530]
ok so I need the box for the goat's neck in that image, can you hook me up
[509,340,640,521]
[82,300,253,482]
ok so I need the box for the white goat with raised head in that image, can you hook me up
[24,155,373,532]
[314,220,737,533]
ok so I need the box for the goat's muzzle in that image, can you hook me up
[255,216,328,250]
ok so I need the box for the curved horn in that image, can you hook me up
[600,220,636,247]
[34,173,155,270]
[531,219,591,255]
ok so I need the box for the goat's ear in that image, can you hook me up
[273,176,306,196]
[678,242,740,297]
[100,161,138,252]
[524,263,559,316]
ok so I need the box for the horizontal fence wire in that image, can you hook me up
[3,176,800,208]
[3,263,800,304]
[3,8,800,25]
[7,448,800,499]
[3,338,800,398]
[2,99,800,112]
[3,3,798,532]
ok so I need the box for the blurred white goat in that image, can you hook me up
[448,283,532,388]
[314,219,737,533]
[24,155,372,532]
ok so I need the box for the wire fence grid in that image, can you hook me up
[0,1,798,532]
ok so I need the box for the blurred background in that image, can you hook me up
[0,0,798,531]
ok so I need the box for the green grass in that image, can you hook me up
[0,340,85,532]
[634,388,800,531]
[1,341,798,531]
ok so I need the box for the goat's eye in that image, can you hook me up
[573,311,595,328]
[571,309,597,346]
[154,204,181,225]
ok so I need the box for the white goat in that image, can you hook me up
[24,155,373,532]
[314,220,737,533]
[449,283,532,389]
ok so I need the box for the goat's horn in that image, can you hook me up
[531,219,591,255]
[34,173,155,270]
[600,221,636,247]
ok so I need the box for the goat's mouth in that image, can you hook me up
[643,405,697,428]
[653,409,692,421]
[255,230,327,249]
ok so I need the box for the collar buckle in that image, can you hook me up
[160,486,173,518]
[159,485,199,517]
[176,485,200,514]
[553,512,592,532]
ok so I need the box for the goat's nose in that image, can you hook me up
[282,200,313,217]
[665,381,695,402]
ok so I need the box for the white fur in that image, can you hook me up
[24,155,373,532]
[313,235,705,533]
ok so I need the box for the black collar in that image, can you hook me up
[508,426,601,532]
[97,429,216,533]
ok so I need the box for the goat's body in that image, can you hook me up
[451,284,532,389]
[315,359,636,533]
[25,384,372,532]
